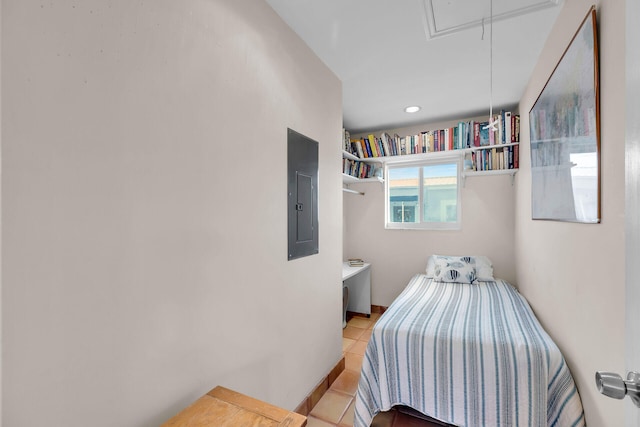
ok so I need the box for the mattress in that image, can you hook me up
[354,274,585,427]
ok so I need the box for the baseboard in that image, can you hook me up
[294,356,345,416]
[347,305,388,320]
[371,304,387,314]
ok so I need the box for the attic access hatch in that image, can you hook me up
[287,129,319,261]
[421,0,560,39]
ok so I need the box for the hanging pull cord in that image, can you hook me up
[483,0,499,131]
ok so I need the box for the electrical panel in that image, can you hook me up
[287,128,319,260]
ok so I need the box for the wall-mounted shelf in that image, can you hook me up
[345,142,518,162]
[461,168,518,186]
[373,142,520,165]
[342,150,384,193]
[342,173,383,184]
[343,150,384,163]
[344,143,519,188]
[342,173,382,195]
[343,114,521,191]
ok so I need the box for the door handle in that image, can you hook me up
[595,371,640,407]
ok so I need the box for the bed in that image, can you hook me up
[353,256,585,427]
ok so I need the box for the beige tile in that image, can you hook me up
[330,370,360,396]
[306,415,337,427]
[348,317,372,329]
[342,337,356,352]
[343,325,365,340]
[345,352,364,373]
[338,400,355,427]
[348,340,369,356]
[309,390,353,424]
[359,329,373,343]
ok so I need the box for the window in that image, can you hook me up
[385,155,461,230]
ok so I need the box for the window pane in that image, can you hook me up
[422,163,458,222]
[388,167,419,223]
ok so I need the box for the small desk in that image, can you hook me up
[342,262,371,323]
[162,386,307,426]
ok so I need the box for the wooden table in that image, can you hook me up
[162,386,307,426]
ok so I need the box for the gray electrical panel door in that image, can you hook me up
[287,128,318,260]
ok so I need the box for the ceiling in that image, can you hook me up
[265,0,563,134]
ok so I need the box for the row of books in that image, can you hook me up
[466,144,520,172]
[344,111,520,159]
[343,158,377,179]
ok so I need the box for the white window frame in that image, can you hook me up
[384,153,462,230]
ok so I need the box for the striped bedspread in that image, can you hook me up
[354,275,585,427]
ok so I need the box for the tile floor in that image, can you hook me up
[306,314,448,427]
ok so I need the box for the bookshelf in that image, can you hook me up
[342,112,520,186]
[342,150,384,192]
[343,143,519,185]
[461,166,518,186]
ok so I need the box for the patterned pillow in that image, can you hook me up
[426,254,494,283]
[432,255,477,284]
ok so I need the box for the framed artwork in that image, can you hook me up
[529,6,600,223]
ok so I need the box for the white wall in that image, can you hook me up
[1,1,343,426]
[345,118,516,306]
[516,1,626,425]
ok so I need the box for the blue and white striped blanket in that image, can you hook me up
[354,275,585,427]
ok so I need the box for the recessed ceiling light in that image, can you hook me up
[405,106,421,113]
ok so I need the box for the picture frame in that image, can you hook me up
[529,6,600,223]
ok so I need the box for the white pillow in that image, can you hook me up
[426,254,494,283]
[474,255,494,282]
[425,255,438,278]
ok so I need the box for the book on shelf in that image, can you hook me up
[381,132,392,156]
[351,139,365,158]
[473,122,481,147]
[343,128,351,153]
[504,111,512,144]
[444,128,450,151]
[479,122,490,146]
[367,134,379,157]
[363,137,372,157]
[348,258,364,267]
